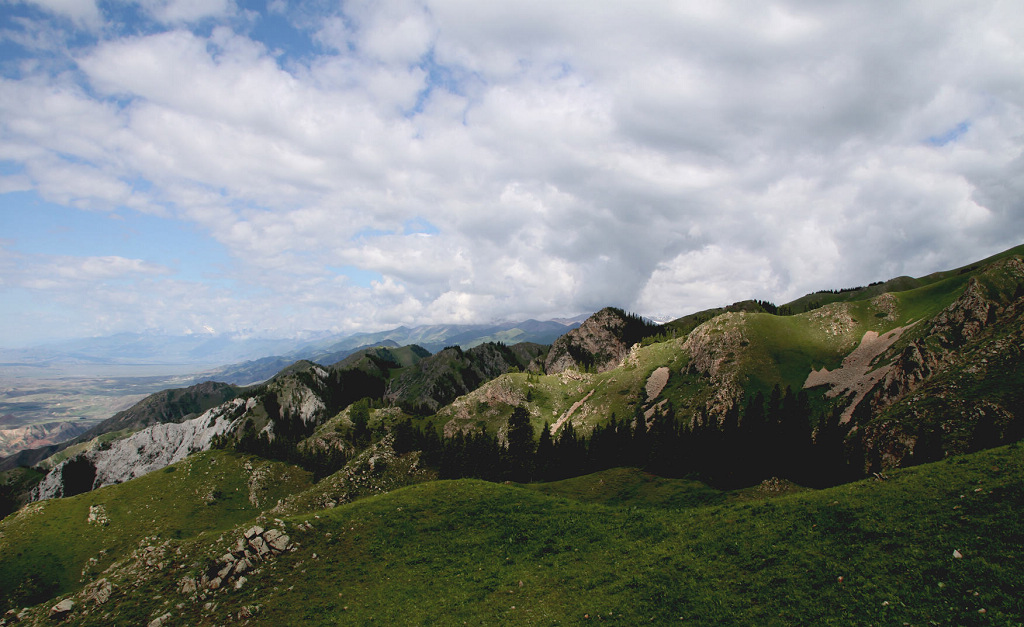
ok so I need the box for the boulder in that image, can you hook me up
[249,535,270,557]
[263,529,290,552]
[179,577,198,596]
[48,599,73,620]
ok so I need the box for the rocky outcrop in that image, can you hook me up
[850,259,1024,470]
[870,271,1021,420]
[176,524,294,597]
[545,308,659,375]
[30,398,253,501]
[681,312,747,420]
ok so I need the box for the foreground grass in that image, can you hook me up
[40,443,1023,626]
[0,450,311,610]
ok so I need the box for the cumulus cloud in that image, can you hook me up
[0,0,1022,344]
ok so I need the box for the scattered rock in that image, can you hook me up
[82,578,113,605]
[953,549,964,559]
[179,577,198,596]
[86,505,109,526]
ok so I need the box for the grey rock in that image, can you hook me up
[48,599,73,619]
[179,577,198,596]
[147,613,171,627]
[249,536,270,557]
[32,401,242,501]
[263,529,290,552]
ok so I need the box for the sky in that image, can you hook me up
[0,0,1022,347]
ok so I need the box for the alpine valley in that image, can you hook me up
[2,246,1024,625]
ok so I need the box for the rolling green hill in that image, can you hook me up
[4,444,1022,624]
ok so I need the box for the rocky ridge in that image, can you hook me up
[30,399,254,501]
[544,307,658,375]
[848,258,1024,469]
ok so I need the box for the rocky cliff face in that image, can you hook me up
[30,398,253,501]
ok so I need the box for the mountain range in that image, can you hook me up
[1,245,1023,624]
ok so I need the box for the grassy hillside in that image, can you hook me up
[0,450,312,611]
[14,443,1022,625]
[781,243,1024,314]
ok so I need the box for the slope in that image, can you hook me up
[0,449,311,612]
[12,443,1023,625]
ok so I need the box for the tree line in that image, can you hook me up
[391,385,869,489]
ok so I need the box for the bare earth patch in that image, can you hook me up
[550,389,595,435]
[645,367,670,402]
[804,323,915,423]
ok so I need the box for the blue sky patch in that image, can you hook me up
[926,120,971,147]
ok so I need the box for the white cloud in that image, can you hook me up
[1,0,1023,344]
[16,0,102,29]
[136,0,235,24]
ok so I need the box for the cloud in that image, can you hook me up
[14,0,102,29]
[0,0,1023,344]
[135,0,236,25]
[13,254,171,290]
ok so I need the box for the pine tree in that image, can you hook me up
[505,406,535,481]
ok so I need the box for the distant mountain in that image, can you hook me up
[298,317,584,360]
[385,342,548,414]
[198,317,584,385]
[0,422,90,459]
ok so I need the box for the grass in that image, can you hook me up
[519,467,730,509]
[0,449,311,611]
[25,443,1023,626]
